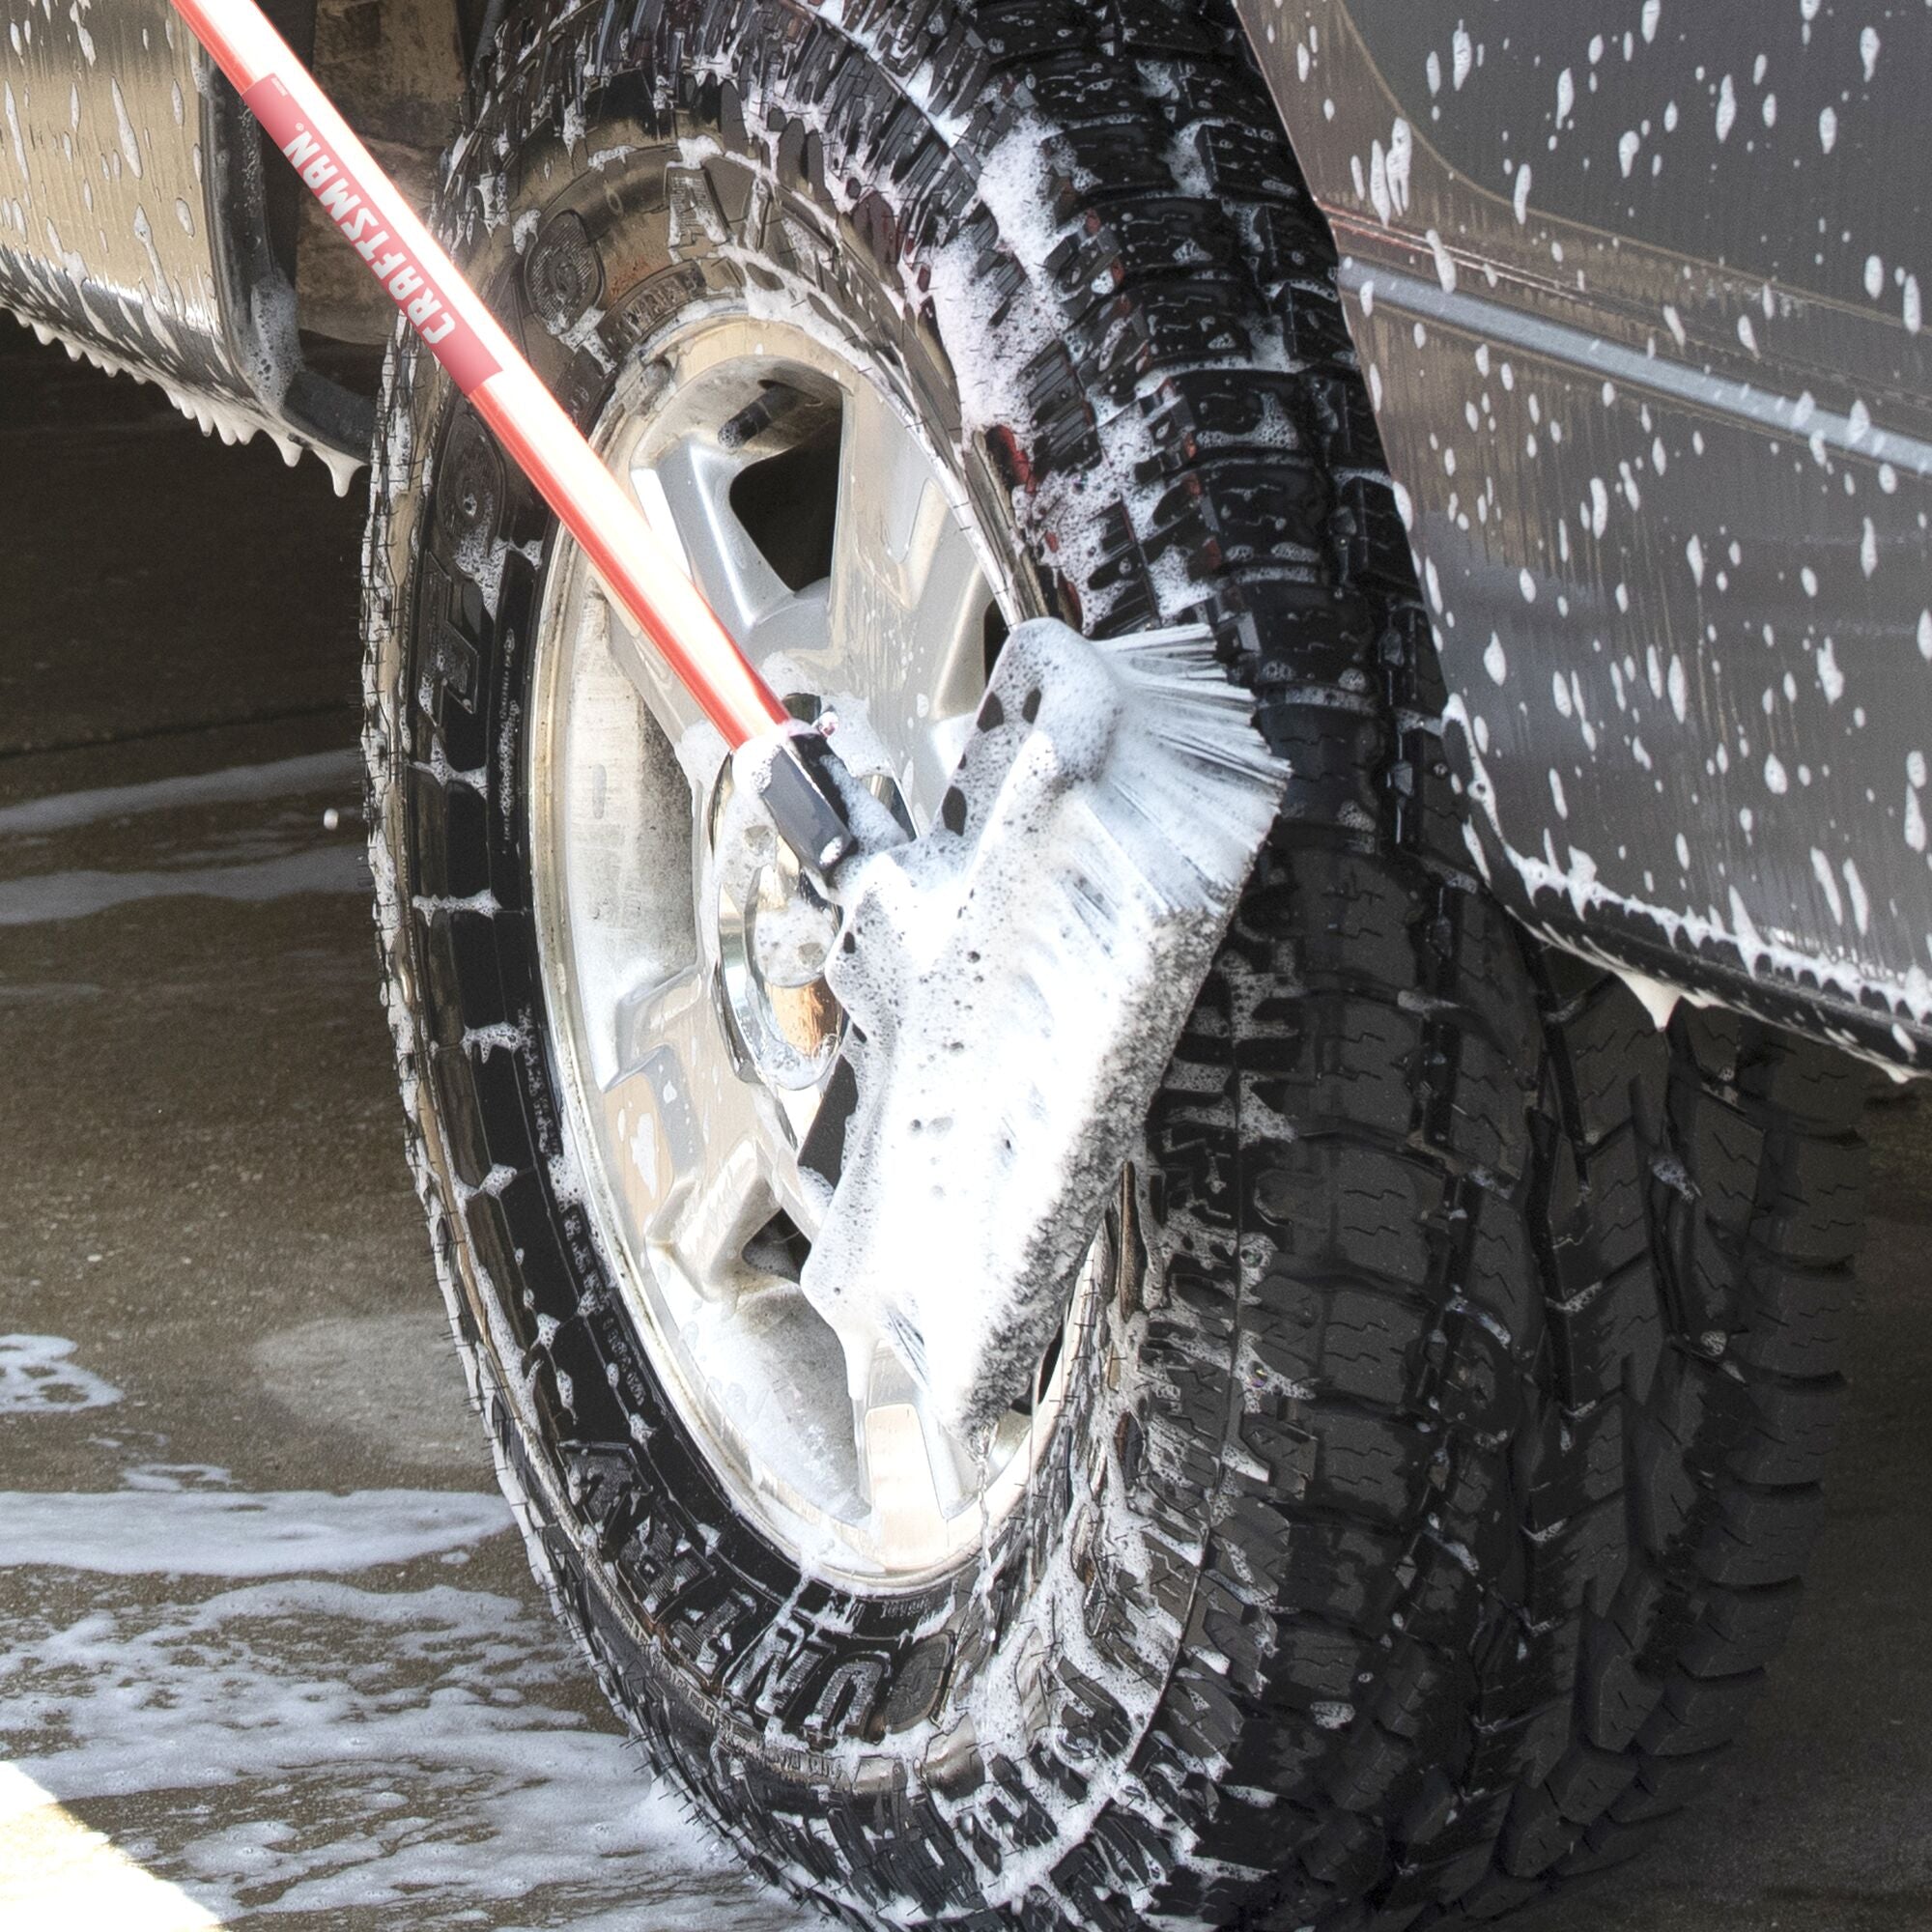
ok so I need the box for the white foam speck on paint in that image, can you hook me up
[0,1335,121,1414]
[0,1486,512,1576]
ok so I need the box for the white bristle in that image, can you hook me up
[793,619,1287,1440]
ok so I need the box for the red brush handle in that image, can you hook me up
[169,0,788,750]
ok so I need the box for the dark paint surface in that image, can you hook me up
[1240,0,1932,1065]
[1348,0,1929,325]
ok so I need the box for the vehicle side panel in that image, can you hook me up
[1239,0,1932,1066]
[0,0,356,465]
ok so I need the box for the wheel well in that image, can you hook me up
[292,0,478,345]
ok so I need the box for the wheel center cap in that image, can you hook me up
[709,765,844,1091]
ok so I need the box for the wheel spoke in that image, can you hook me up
[851,1347,967,1571]
[599,591,719,787]
[602,967,793,1291]
[633,434,790,643]
[744,580,832,679]
[610,427,813,784]
[576,456,742,787]
[822,382,995,822]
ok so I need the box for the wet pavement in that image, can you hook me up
[1,323,1928,1929]
[0,328,813,1932]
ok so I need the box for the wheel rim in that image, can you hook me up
[528,303,1092,1588]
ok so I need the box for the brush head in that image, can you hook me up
[788,618,1286,1444]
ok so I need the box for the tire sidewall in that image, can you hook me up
[363,29,1209,1905]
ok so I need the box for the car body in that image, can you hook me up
[4,0,1928,1070]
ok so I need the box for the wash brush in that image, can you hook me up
[171,0,1287,1440]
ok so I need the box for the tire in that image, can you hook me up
[1495,978,1866,1912]
[358,3,1867,1926]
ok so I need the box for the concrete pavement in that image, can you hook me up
[0,327,812,1931]
[1,321,1927,1929]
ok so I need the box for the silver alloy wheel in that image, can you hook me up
[529,303,1092,1588]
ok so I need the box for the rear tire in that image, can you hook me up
[359,3,1866,1925]
[1506,977,1865,1909]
